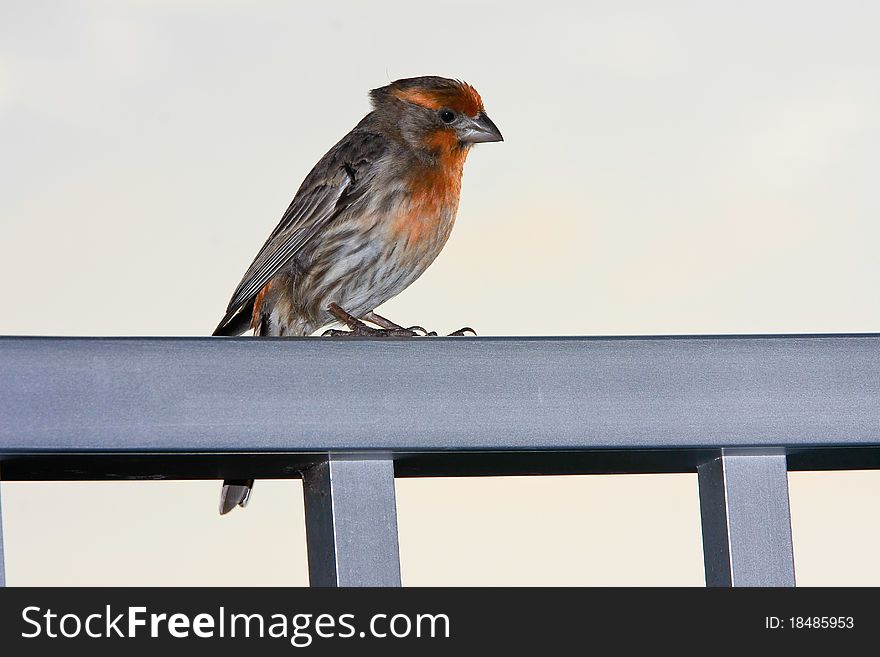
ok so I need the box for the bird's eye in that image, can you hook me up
[439,109,456,124]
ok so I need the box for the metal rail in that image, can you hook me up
[1,334,879,586]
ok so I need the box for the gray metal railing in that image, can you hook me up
[1,334,879,586]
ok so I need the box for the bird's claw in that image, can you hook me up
[323,304,475,338]
[322,325,426,338]
[322,325,475,338]
[322,328,354,337]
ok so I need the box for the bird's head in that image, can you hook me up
[370,76,503,157]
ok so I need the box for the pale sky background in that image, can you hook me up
[1,0,880,585]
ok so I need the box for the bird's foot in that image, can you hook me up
[323,304,476,337]
[361,310,477,337]
[413,328,477,336]
[324,303,428,337]
[322,325,428,337]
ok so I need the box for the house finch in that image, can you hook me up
[213,76,503,513]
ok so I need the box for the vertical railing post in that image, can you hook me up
[0,474,5,587]
[697,449,795,586]
[302,457,401,587]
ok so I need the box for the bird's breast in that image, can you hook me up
[387,153,466,262]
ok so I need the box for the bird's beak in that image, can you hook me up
[461,112,504,143]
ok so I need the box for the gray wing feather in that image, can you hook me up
[218,128,387,326]
[225,182,346,313]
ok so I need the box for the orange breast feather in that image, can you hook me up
[392,130,467,251]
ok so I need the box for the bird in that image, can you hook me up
[212,76,503,514]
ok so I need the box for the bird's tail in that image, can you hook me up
[219,479,254,515]
[212,299,255,336]
[216,305,264,514]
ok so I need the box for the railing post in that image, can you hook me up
[0,474,5,587]
[697,449,795,586]
[302,458,401,587]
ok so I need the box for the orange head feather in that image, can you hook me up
[372,76,485,117]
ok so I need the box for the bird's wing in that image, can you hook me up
[214,130,387,334]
